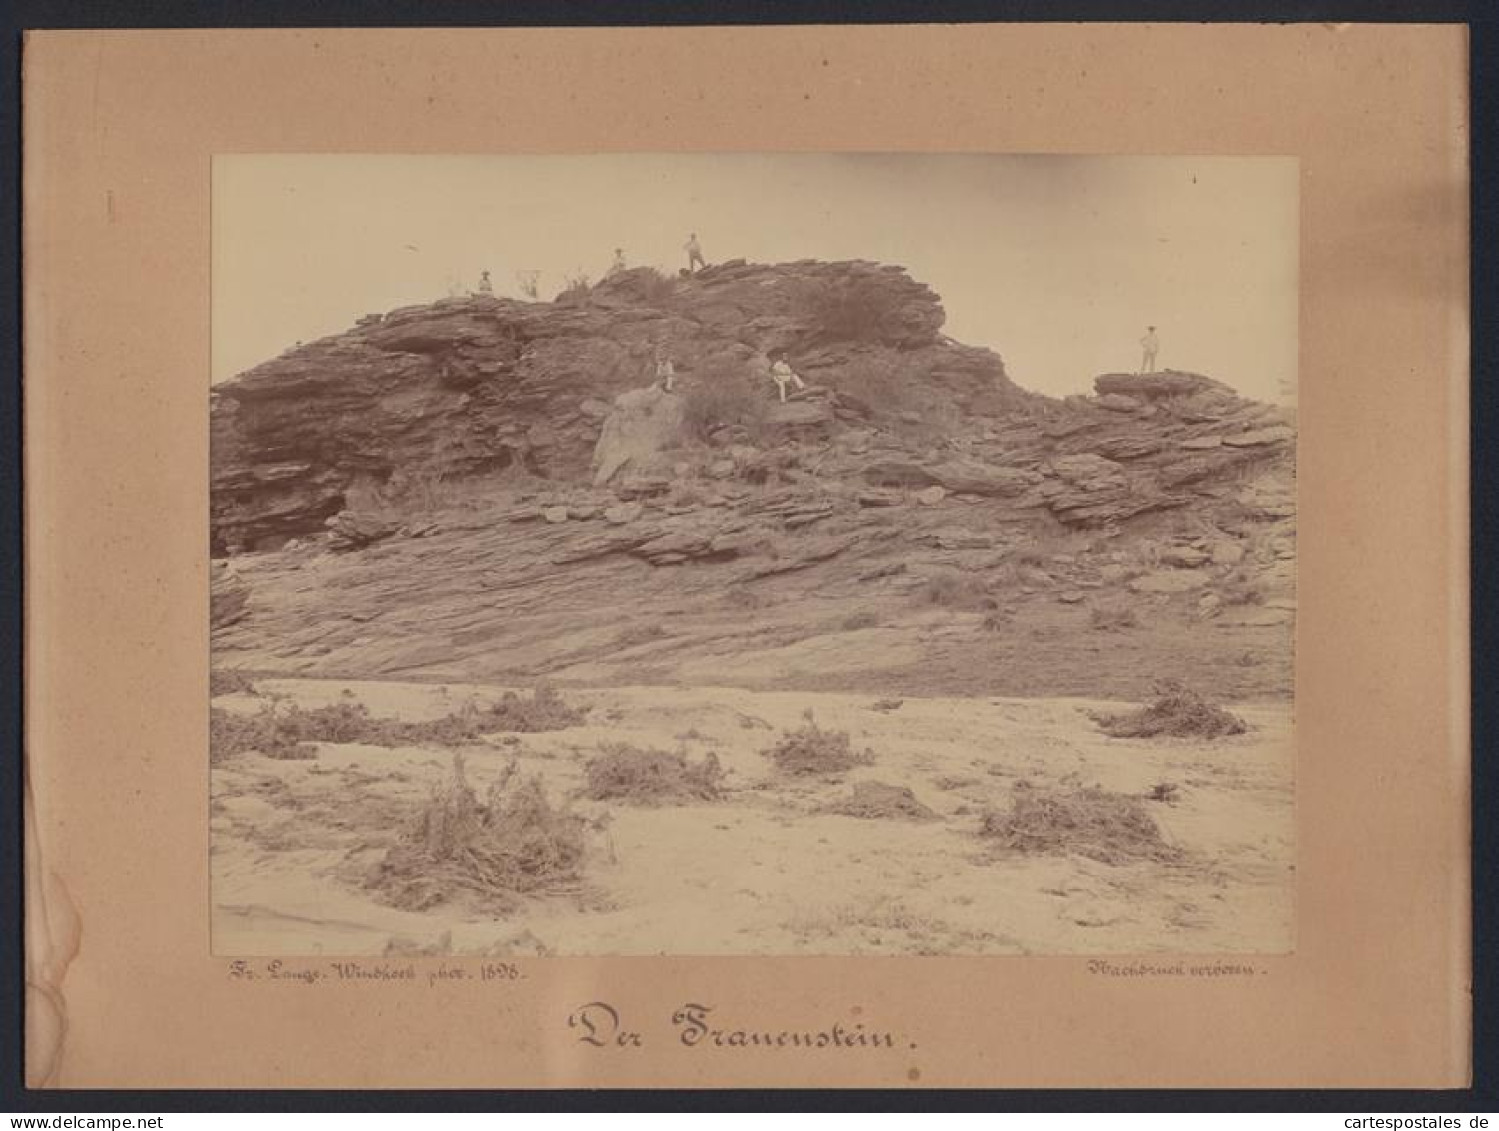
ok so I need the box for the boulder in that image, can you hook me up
[1096,393,1142,413]
[326,510,400,551]
[1094,370,1222,400]
[591,385,689,485]
[916,485,948,506]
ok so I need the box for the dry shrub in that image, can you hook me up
[209,706,318,763]
[210,669,257,697]
[840,610,881,631]
[1146,781,1182,804]
[764,712,874,776]
[637,267,677,305]
[1089,600,1140,631]
[980,784,1181,865]
[1096,681,1247,739]
[582,743,724,805]
[209,686,586,763]
[368,755,587,912]
[682,375,768,440]
[612,622,669,649]
[824,781,936,821]
[918,568,997,612]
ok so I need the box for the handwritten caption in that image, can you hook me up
[1086,960,1267,978]
[226,959,524,988]
[566,1001,916,1053]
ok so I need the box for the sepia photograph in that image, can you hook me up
[208,152,1298,959]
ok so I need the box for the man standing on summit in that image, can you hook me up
[684,232,706,274]
[1140,326,1160,373]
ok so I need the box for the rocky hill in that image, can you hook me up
[211,259,1295,700]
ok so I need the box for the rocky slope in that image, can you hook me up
[211,258,1295,699]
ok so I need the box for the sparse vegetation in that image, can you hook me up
[555,272,593,306]
[209,685,587,762]
[210,669,257,697]
[823,780,937,821]
[681,375,769,440]
[763,711,875,776]
[980,608,1011,633]
[637,267,677,305]
[1095,681,1247,739]
[980,783,1182,865]
[582,743,725,805]
[840,610,882,631]
[368,755,588,912]
[917,568,998,612]
[1146,781,1182,804]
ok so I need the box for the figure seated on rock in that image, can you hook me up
[768,351,807,403]
[653,349,676,393]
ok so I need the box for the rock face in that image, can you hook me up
[211,257,1294,560]
[211,259,1023,553]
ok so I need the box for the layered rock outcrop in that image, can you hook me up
[211,259,1022,553]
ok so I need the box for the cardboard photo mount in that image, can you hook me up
[23,25,1469,1090]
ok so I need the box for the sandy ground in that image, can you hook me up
[212,679,1292,957]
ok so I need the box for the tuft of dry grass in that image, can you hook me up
[209,685,587,763]
[763,712,875,776]
[681,374,769,440]
[1096,681,1247,740]
[823,780,937,821]
[368,755,588,912]
[839,610,882,631]
[980,784,1181,865]
[582,743,724,805]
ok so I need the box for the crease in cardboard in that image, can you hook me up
[24,767,82,1088]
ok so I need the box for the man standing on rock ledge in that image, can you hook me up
[684,232,706,274]
[1140,325,1160,373]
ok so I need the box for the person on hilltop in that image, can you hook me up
[1140,325,1160,374]
[607,248,627,278]
[684,232,706,274]
[768,350,807,403]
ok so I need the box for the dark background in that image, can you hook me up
[0,0,1491,1113]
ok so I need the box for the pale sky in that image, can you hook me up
[213,153,1298,402]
